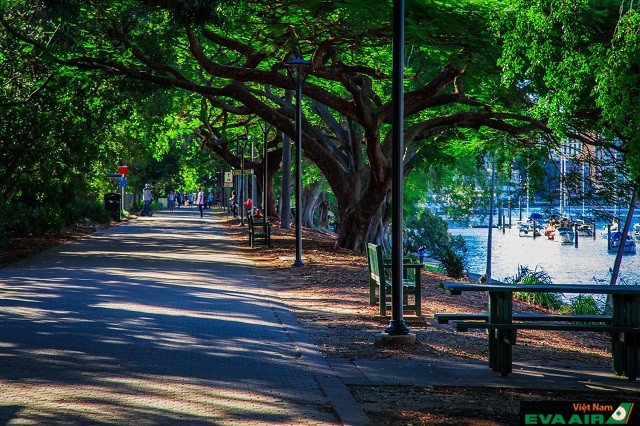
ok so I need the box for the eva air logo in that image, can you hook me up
[607,403,634,424]
[521,401,636,425]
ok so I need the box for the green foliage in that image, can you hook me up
[435,242,467,279]
[495,1,640,178]
[61,198,112,226]
[129,200,162,214]
[559,294,603,316]
[506,265,564,311]
[405,210,451,254]
[405,209,468,277]
[593,9,640,178]
[0,201,67,240]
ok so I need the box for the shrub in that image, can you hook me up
[506,265,564,311]
[405,210,452,255]
[566,295,603,316]
[32,204,65,235]
[62,198,112,225]
[0,201,65,238]
[435,239,468,279]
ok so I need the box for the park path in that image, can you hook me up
[0,209,363,425]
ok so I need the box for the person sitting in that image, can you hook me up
[253,208,263,221]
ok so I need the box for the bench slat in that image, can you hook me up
[434,313,612,324]
[453,321,639,333]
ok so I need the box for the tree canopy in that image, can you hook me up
[2,1,637,251]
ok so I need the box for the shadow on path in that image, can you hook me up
[0,210,341,425]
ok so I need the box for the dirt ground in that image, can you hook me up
[2,215,638,425]
[226,218,639,426]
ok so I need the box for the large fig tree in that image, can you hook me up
[2,0,547,251]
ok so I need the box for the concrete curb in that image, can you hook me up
[269,300,371,426]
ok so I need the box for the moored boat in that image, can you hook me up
[518,222,541,237]
[555,226,575,244]
[576,222,593,237]
[608,231,636,254]
[601,219,619,238]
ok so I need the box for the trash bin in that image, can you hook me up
[104,193,121,221]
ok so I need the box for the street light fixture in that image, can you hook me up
[285,56,312,268]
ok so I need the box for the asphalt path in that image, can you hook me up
[0,209,365,425]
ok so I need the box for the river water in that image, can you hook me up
[452,226,640,285]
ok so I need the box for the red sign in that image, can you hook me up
[118,165,129,175]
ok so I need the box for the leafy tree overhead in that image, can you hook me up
[2,1,555,252]
[496,0,640,178]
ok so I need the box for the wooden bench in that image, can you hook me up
[434,313,612,324]
[367,243,422,317]
[247,214,272,248]
[440,281,640,380]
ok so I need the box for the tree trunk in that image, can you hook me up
[301,178,324,229]
[280,131,292,228]
[318,192,329,230]
[367,193,392,251]
[336,175,391,253]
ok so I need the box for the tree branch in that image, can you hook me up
[1,74,54,107]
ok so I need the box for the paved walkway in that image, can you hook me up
[1,208,638,425]
[0,209,366,425]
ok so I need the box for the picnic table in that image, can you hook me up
[440,282,640,380]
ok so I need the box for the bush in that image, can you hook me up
[32,204,65,235]
[506,265,565,311]
[0,201,65,238]
[564,295,603,316]
[435,237,468,279]
[62,198,112,226]
[405,210,451,255]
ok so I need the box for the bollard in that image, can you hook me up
[574,223,579,247]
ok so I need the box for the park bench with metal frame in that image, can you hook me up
[439,282,640,380]
[367,243,422,318]
[247,214,272,248]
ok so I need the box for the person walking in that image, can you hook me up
[418,244,427,264]
[197,187,205,218]
[229,190,238,218]
[187,192,194,208]
[168,190,175,213]
[142,183,153,216]
[207,192,213,210]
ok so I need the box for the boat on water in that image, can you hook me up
[518,222,541,237]
[555,227,575,244]
[543,222,556,240]
[601,219,619,238]
[576,221,594,237]
[608,231,637,254]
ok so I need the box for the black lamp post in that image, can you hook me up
[386,0,410,336]
[285,56,312,268]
